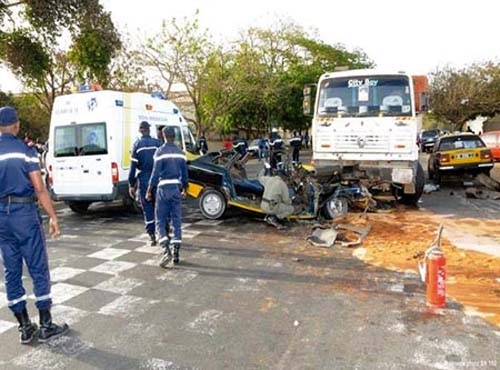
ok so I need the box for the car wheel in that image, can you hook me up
[199,189,226,220]
[67,201,91,214]
[322,196,348,220]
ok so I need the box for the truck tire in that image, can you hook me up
[199,189,226,220]
[67,201,91,214]
[399,163,425,206]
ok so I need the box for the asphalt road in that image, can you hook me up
[0,153,499,369]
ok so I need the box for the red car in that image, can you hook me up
[481,131,500,161]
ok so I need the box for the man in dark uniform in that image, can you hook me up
[129,121,162,246]
[197,133,208,155]
[288,131,302,164]
[268,128,284,171]
[146,126,188,268]
[232,133,248,158]
[0,106,68,344]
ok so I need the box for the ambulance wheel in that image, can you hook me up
[322,196,348,220]
[199,189,226,220]
[67,201,91,214]
[122,196,141,214]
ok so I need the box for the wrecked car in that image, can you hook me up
[185,149,368,221]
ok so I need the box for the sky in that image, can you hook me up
[1,0,499,92]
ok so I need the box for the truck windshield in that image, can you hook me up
[54,122,108,157]
[317,75,413,117]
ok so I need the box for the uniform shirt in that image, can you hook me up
[0,133,40,198]
[269,132,284,151]
[128,135,162,185]
[289,134,302,148]
[149,142,188,190]
[232,137,248,156]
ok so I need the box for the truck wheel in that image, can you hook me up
[399,163,425,206]
[322,196,348,220]
[67,201,91,214]
[199,189,226,220]
[427,164,434,180]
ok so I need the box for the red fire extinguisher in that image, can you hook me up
[418,225,446,308]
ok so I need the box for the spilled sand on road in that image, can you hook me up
[346,210,500,327]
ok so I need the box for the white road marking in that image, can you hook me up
[49,283,89,304]
[94,276,144,295]
[90,260,136,275]
[87,247,131,260]
[0,319,16,334]
[186,309,224,337]
[50,267,86,282]
[98,295,157,318]
[156,270,198,285]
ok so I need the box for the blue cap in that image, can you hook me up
[163,126,175,137]
[0,106,19,126]
[139,121,150,129]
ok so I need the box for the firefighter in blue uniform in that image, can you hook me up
[129,121,162,246]
[146,126,188,268]
[288,131,302,164]
[0,106,68,344]
[268,127,284,171]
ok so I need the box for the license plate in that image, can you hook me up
[456,152,474,159]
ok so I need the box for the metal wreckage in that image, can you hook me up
[185,149,386,246]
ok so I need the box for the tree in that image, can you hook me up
[429,62,500,130]
[225,21,374,136]
[0,0,121,117]
[136,11,235,136]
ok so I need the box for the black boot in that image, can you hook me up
[148,232,157,246]
[173,243,180,265]
[38,309,69,343]
[14,308,38,344]
[159,240,173,268]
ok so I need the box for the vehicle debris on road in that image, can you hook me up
[306,222,372,248]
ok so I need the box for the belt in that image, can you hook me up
[0,195,38,203]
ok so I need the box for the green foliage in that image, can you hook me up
[0,0,120,116]
[224,21,374,137]
[0,29,50,81]
[429,62,500,130]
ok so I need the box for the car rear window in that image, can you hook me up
[422,130,440,138]
[438,136,486,151]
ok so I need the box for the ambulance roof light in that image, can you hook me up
[151,92,167,100]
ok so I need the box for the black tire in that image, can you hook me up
[199,189,226,220]
[122,196,141,214]
[399,162,425,205]
[322,196,348,220]
[67,201,91,214]
[434,170,442,186]
[427,163,434,180]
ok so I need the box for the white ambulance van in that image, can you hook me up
[45,89,198,213]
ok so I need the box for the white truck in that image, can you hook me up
[45,89,198,213]
[305,69,428,205]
